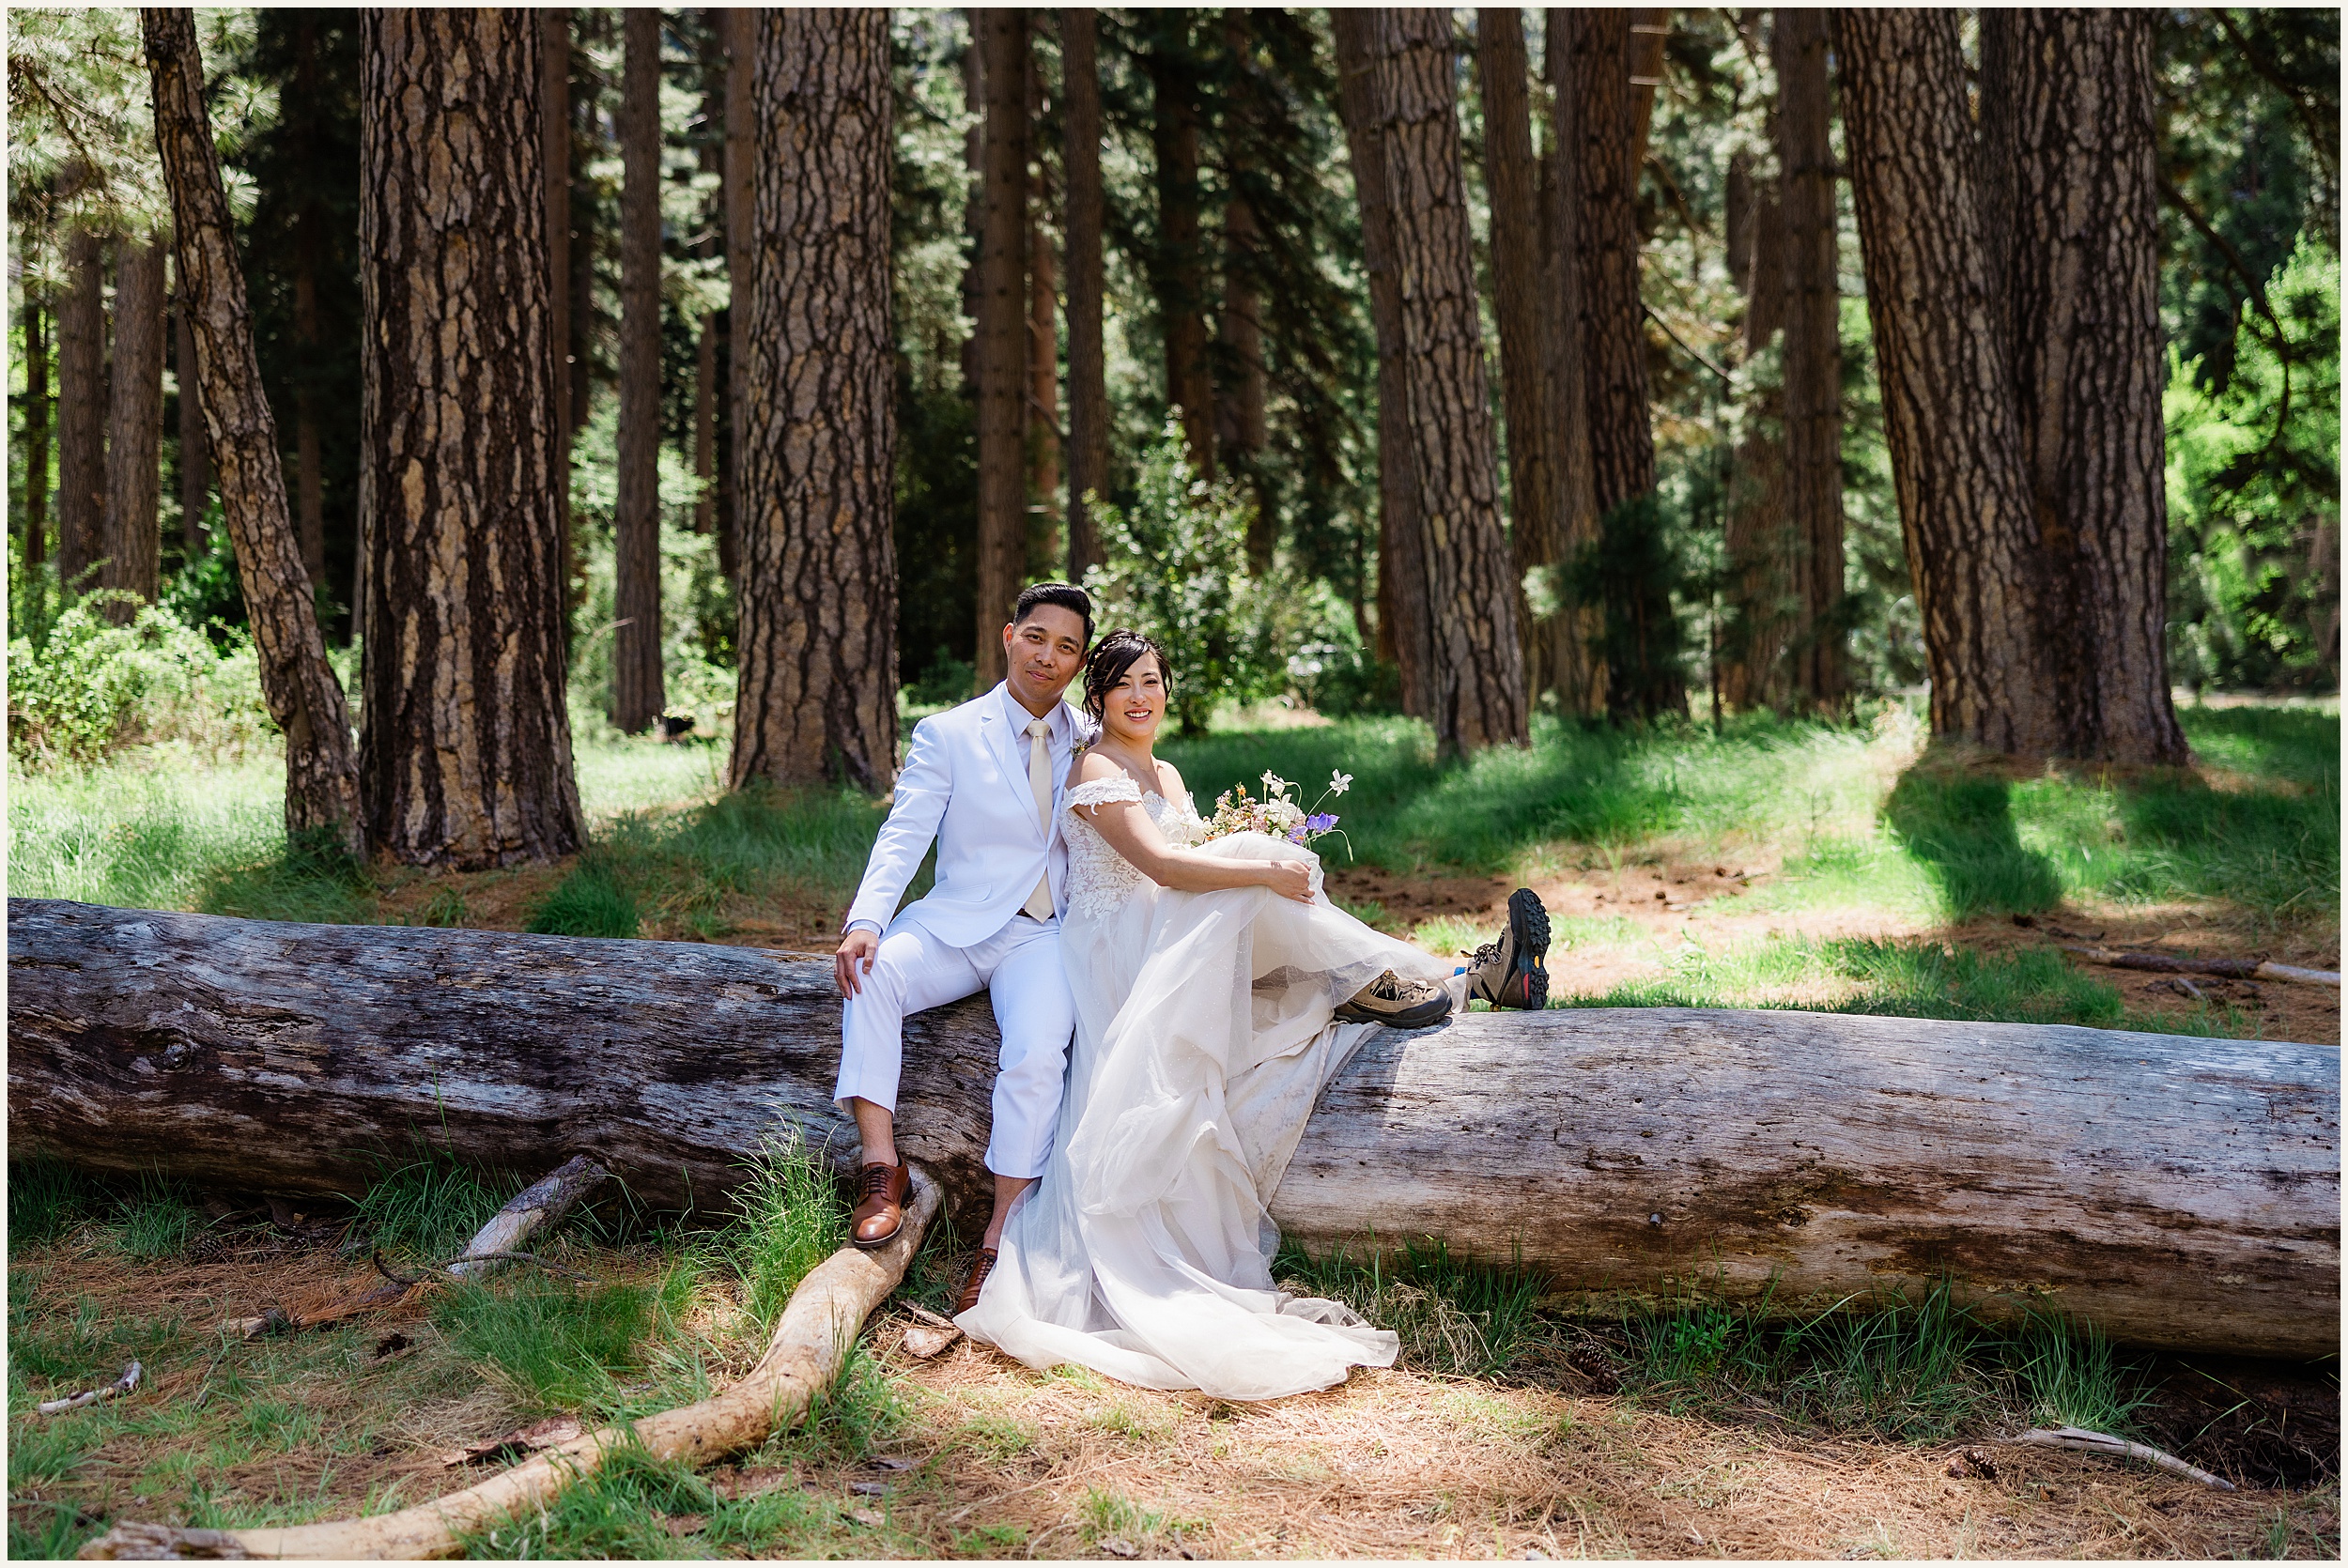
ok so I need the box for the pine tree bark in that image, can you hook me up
[1719,151,1791,713]
[144,7,364,856]
[291,260,325,586]
[1835,9,2059,756]
[722,8,753,591]
[1358,8,1528,755]
[728,8,899,794]
[23,295,49,573]
[1060,7,1108,583]
[543,8,574,624]
[1571,8,1655,518]
[1332,9,1433,720]
[1541,9,1604,717]
[1027,41,1062,568]
[357,8,582,867]
[1218,10,1272,570]
[1147,13,1214,479]
[1775,8,1845,714]
[614,7,667,734]
[1977,10,2186,766]
[973,8,1029,692]
[174,297,209,551]
[1476,9,1557,700]
[54,222,106,595]
[694,312,718,535]
[100,237,166,610]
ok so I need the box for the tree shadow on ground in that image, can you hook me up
[1882,746,2063,921]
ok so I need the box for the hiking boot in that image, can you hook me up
[1334,969,1454,1030]
[955,1247,999,1315]
[849,1160,912,1249]
[1466,887,1552,1009]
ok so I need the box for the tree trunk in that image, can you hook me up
[722,8,753,592]
[1835,10,2061,757]
[1147,14,1214,480]
[1060,6,1107,583]
[358,8,583,868]
[1331,10,1433,721]
[22,294,48,573]
[1774,7,1844,715]
[614,7,667,735]
[144,7,365,857]
[544,8,574,628]
[1218,11,1272,570]
[291,261,325,587]
[1027,39,1062,570]
[1541,9,1604,717]
[100,236,166,611]
[727,8,899,794]
[694,311,718,534]
[54,223,106,596]
[1475,9,1557,703]
[1978,10,2186,766]
[973,8,1029,692]
[174,294,209,552]
[10,897,2336,1360]
[1570,8,1654,519]
[1357,8,1527,755]
[1719,151,1791,713]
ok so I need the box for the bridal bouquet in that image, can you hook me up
[1201,769,1352,851]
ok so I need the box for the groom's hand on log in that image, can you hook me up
[836,928,881,998]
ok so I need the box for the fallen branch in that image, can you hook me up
[37,1361,139,1417]
[82,1164,942,1560]
[229,1157,611,1339]
[2001,1425,2236,1491]
[2062,945,2341,989]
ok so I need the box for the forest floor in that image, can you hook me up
[8,695,2340,1557]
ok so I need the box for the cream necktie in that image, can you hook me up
[1022,716,1056,920]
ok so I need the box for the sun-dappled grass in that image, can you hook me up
[348,1149,515,1264]
[1276,1237,1547,1379]
[728,1132,853,1330]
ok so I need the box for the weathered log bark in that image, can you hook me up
[54,221,106,595]
[359,8,584,868]
[726,8,899,795]
[1332,9,1434,721]
[613,6,666,735]
[10,899,2334,1360]
[147,7,367,859]
[1357,8,1529,755]
[1061,6,1108,583]
[100,235,166,611]
[972,8,1029,693]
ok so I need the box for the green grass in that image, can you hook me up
[527,856,641,938]
[1275,1237,1546,1378]
[727,1132,852,1330]
[347,1148,516,1262]
[434,1270,685,1412]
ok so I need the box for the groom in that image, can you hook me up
[833,583,1094,1312]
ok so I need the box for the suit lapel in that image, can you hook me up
[978,690,1046,844]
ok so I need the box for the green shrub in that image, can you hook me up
[8,596,270,767]
[528,860,641,939]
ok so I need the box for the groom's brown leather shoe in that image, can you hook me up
[850,1160,911,1249]
[955,1247,999,1314]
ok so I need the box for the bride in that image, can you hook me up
[955,629,1550,1400]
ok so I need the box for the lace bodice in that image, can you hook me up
[1062,776,1202,921]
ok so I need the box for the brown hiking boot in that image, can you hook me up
[849,1160,911,1249]
[1334,968,1453,1029]
[1466,888,1552,1009]
[955,1247,999,1315]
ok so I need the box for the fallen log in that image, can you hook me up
[8,899,2338,1359]
[79,1165,942,1559]
[2061,944,2341,989]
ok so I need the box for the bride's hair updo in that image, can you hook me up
[1083,629,1175,722]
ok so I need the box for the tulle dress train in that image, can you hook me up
[954,776,1460,1400]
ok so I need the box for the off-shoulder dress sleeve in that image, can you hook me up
[1067,776,1147,809]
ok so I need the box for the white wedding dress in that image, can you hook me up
[955,776,1460,1400]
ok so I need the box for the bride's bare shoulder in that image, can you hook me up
[1074,749,1127,788]
[1153,759,1190,800]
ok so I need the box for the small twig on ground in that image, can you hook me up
[2001,1425,2237,1491]
[2061,945,2340,989]
[37,1360,140,1416]
[427,1250,595,1283]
